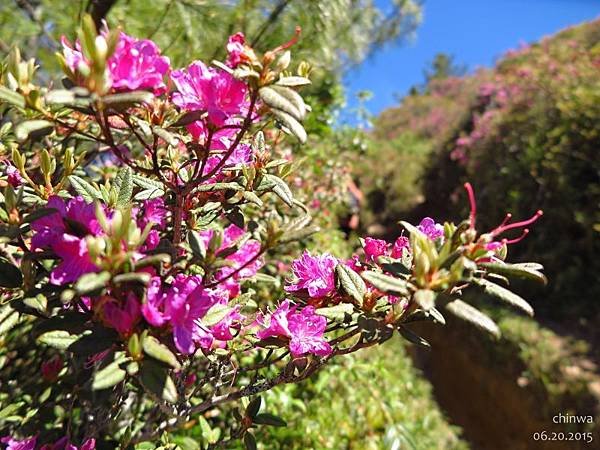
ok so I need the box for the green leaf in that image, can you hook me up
[270,85,306,120]
[188,230,206,259]
[253,413,287,427]
[335,264,366,305]
[68,326,117,357]
[21,207,58,224]
[278,225,320,244]
[243,432,257,450]
[242,191,263,206]
[113,272,151,286]
[14,120,54,142]
[378,256,411,275]
[23,294,47,314]
[45,89,76,104]
[38,330,79,350]
[113,166,133,207]
[68,175,102,202]
[201,304,232,327]
[445,299,501,338]
[75,271,111,295]
[479,262,547,285]
[276,76,311,87]
[427,307,446,325]
[0,258,22,288]
[315,303,354,321]
[152,126,179,147]
[270,108,307,143]
[474,278,534,316]
[361,271,408,296]
[397,325,430,348]
[139,360,178,403]
[259,86,304,121]
[0,309,20,336]
[261,174,294,207]
[101,91,154,109]
[92,359,127,390]
[0,86,25,108]
[196,182,244,192]
[245,396,262,418]
[413,289,435,311]
[142,335,181,370]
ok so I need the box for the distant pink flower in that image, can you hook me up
[362,237,389,262]
[285,250,338,299]
[4,164,23,187]
[417,217,444,241]
[391,236,410,258]
[171,61,249,140]
[108,32,170,93]
[257,301,331,357]
[226,32,247,67]
[1,435,37,450]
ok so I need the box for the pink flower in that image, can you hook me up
[61,30,169,93]
[141,275,229,354]
[285,250,338,299]
[138,197,168,229]
[199,225,264,298]
[102,293,141,336]
[288,307,332,357]
[1,436,37,450]
[31,196,106,285]
[40,437,96,450]
[108,32,170,93]
[391,236,410,258]
[257,301,331,357]
[362,237,389,262]
[417,217,444,241]
[226,32,251,67]
[171,61,249,134]
[4,164,23,187]
[257,300,295,339]
[49,235,99,285]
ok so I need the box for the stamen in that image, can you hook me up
[272,26,302,54]
[492,210,543,236]
[503,229,530,245]
[464,182,477,229]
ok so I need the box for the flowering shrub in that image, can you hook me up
[0,16,545,448]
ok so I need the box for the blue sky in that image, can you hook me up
[343,0,600,118]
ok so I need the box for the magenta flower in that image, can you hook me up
[288,307,332,357]
[391,236,410,258]
[202,143,254,179]
[226,32,250,67]
[362,237,389,262]
[31,196,102,285]
[141,275,229,354]
[257,300,294,340]
[257,301,331,357]
[4,164,23,187]
[40,437,96,450]
[1,435,37,450]
[108,32,170,93]
[199,225,264,298]
[285,250,338,299]
[61,30,169,93]
[171,60,249,128]
[417,217,444,241]
[102,293,142,336]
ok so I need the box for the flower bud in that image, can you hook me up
[41,355,63,382]
[95,35,108,61]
